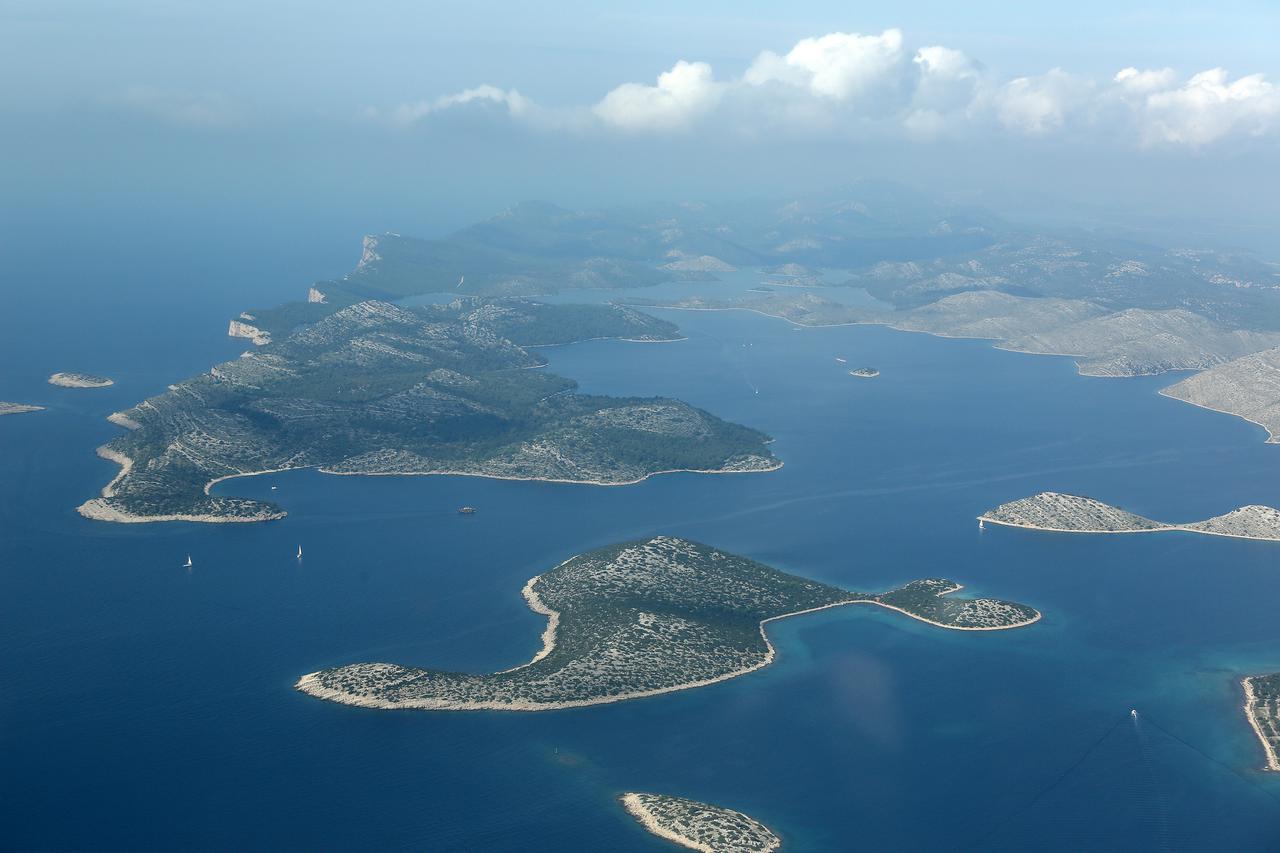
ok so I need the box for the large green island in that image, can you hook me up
[296,536,1040,711]
[80,300,779,523]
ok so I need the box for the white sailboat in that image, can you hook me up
[296,545,303,560]
[183,555,193,568]
[978,519,985,530]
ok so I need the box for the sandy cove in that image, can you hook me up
[294,582,1039,712]
[1242,677,1280,772]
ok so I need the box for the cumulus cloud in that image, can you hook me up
[593,60,721,131]
[372,27,1280,149]
[995,69,1088,135]
[744,29,912,111]
[1120,67,1280,146]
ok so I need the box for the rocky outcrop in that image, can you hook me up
[227,319,271,346]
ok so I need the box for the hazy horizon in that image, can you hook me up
[4,1,1280,254]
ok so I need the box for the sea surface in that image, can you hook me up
[4,240,1280,850]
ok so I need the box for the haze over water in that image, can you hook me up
[4,249,1280,850]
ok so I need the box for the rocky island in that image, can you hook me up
[849,368,879,378]
[0,402,44,416]
[1242,674,1280,772]
[48,372,114,388]
[80,300,776,523]
[621,792,781,852]
[980,492,1280,541]
[295,536,1040,712]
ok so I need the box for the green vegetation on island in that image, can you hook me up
[296,536,1040,711]
[82,301,774,522]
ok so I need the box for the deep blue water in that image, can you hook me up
[4,251,1280,850]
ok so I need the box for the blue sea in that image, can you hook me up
[3,226,1280,851]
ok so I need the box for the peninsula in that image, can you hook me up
[621,792,781,853]
[295,536,1039,711]
[0,402,44,416]
[979,492,1280,541]
[80,300,777,523]
[1242,674,1280,772]
[1160,346,1280,444]
[48,372,113,388]
[626,291,1280,379]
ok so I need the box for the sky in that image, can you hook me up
[3,1,1280,250]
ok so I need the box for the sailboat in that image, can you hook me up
[296,545,303,560]
[978,519,985,530]
[183,555,193,568]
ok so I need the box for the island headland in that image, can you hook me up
[979,492,1280,542]
[49,372,114,388]
[80,300,778,523]
[295,536,1040,712]
[1242,674,1280,772]
[621,792,781,853]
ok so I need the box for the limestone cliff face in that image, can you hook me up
[227,320,271,346]
[357,235,382,270]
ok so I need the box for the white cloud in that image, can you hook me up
[1123,67,1280,146]
[593,60,721,131]
[996,69,1087,135]
[372,28,1280,149]
[745,29,911,110]
[1114,66,1177,95]
[388,85,531,126]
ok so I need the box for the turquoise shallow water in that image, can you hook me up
[3,242,1280,849]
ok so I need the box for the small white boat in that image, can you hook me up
[978,519,985,530]
[270,485,278,491]
[183,555,193,568]
[835,357,847,363]
[296,546,303,560]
